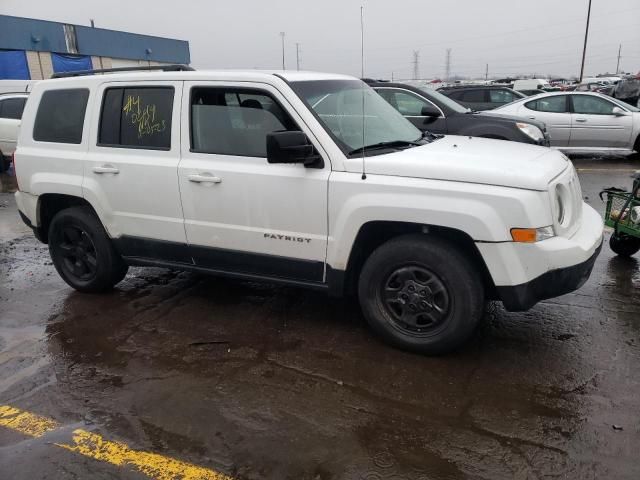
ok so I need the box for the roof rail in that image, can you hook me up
[51,64,194,79]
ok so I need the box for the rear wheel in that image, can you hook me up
[610,234,640,257]
[358,234,484,355]
[48,206,128,292]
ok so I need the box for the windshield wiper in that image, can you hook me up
[348,140,422,156]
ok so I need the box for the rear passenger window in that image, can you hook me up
[525,95,567,113]
[33,89,89,144]
[0,97,27,120]
[190,87,298,157]
[99,87,174,150]
[461,90,485,102]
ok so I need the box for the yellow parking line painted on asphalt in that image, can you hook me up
[0,405,232,480]
[0,405,59,437]
[58,429,232,480]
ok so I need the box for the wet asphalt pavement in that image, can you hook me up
[0,156,639,479]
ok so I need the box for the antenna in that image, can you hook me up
[360,5,366,180]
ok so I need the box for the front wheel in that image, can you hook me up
[610,234,640,257]
[358,234,484,355]
[48,206,128,292]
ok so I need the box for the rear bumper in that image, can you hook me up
[496,239,601,311]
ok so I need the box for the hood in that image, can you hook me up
[474,111,547,131]
[345,135,568,191]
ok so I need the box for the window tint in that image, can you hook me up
[525,95,567,113]
[446,90,464,100]
[378,89,429,116]
[572,95,616,115]
[0,97,27,120]
[33,89,89,144]
[99,87,173,149]
[461,90,485,102]
[190,87,298,157]
[489,89,516,104]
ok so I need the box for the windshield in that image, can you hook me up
[290,79,423,155]
[416,86,469,113]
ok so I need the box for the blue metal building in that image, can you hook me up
[0,15,190,80]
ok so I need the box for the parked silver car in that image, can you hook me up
[493,91,640,155]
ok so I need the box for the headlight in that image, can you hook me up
[511,226,555,243]
[516,122,544,142]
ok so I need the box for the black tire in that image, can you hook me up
[609,234,640,257]
[358,234,484,355]
[48,206,128,292]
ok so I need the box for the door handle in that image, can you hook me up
[188,173,222,184]
[575,118,587,123]
[528,116,536,120]
[92,165,119,174]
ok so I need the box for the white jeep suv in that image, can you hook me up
[14,66,603,354]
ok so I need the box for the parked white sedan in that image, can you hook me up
[0,93,28,172]
[494,91,640,155]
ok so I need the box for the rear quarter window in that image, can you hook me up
[33,89,89,144]
[0,97,27,120]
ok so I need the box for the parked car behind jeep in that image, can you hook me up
[365,80,549,146]
[437,85,526,111]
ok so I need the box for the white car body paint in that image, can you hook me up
[15,70,603,304]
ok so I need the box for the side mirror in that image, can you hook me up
[420,105,441,117]
[612,106,628,117]
[267,131,322,168]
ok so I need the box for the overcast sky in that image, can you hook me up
[3,0,640,80]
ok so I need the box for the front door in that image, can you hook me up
[178,81,330,282]
[84,81,188,261]
[376,87,447,134]
[569,94,633,148]
[519,95,571,147]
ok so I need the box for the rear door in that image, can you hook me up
[84,81,188,260]
[375,87,447,133]
[0,96,26,155]
[177,81,330,282]
[568,94,633,148]
[520,95,571,147]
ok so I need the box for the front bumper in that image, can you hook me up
[476,202,604,311]
[496,239,601,311]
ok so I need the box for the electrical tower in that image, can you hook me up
[445,48,451,81]
[412,51,420,80]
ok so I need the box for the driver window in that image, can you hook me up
[190,87,298,157]
[389,90,429,116]
[571,95,616,115]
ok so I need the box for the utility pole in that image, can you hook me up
[279,32,286,70]
[616,44,622,74]
[296,43,300,71]
[412,51,420,80]
[485,63,489,81]
[445,48,451,82]
[579,0,592,82]
[391,71,394,82]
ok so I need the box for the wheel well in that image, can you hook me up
[342,221,497,298]
[37,194,94,243]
